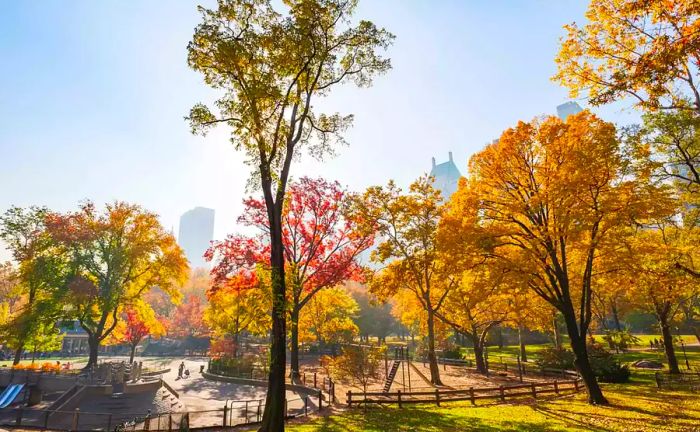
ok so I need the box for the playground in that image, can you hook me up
[0,356,321,430]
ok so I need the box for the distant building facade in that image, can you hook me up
[178,207,215,268]
[556,101,583,120]
[430,152,462,200]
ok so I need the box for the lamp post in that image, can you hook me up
[675,327,691,370]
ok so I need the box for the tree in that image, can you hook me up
[352,176,457,385]
[554,0,700,113]
[436,269,511,374]
[169,295,210,338]
[507,287,552,362]
[454,112,670,404]
[209,177,372,379]
[46,201,189,368]
[108,306,165,363]
[298,285,359,349]
[0,206,67,365]
[244,177,371,378]
[349,284,397,344]
[624,225,697,373]
[187,0,392,428]
[205,266,271,357]
[328,344,384,392]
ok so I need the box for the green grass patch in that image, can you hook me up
[286,371,700,431]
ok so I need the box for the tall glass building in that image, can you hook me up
[178,207,215,268]
[429,152,462,200]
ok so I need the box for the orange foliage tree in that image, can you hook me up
[555,0,700,113]
[46,201,188,368]
[450,112,670,404]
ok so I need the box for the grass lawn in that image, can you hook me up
[285,370,700,432]
[284,339,700,431]
[0,356,88,368]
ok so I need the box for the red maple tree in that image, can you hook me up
[168,295,209,338]
[208,177,373,378]
[115,309,165,363]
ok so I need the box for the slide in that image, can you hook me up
[0,384,24,409]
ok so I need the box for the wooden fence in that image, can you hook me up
[346,378,583,407]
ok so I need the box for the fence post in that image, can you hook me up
[499,385,505,402]
[574,379,579,392]
[245,400,249,423]
[331,380,335,404]
[44,410,50,429]
[223,404,228,427]
[303,372,306,385]
[72,408,80,432]
[304,396,309,416]
[654,372,660,388]
[347,391,352,407]
[554,380,559,394]
[16,408,23,426]
[397,390,402,408]
[531,383,537,399]
[314,372,317,388]
[284,399,288,418]
[469,387,475,405]
[145,415,151,431]
[257,400,262,422]
[435,388,440,407]
[168,414,172,432]
[318,390,323,411]
[107,414,112,432]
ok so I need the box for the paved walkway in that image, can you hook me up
[160,359,316,426]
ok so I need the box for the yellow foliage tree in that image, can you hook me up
[555,0,700,113]
[298,286,359,348]
[451,111,671,404]
[352,176,458,385]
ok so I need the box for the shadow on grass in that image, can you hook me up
[289,405,582,432]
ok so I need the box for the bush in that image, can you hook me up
[536,343,630,383]
[441,343,464,360]
[535,346,575,370]
[588,342,631,383]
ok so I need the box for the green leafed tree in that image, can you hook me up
[186,1,392,429]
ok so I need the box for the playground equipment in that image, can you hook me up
[0,383,25,408]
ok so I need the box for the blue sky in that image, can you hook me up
[0,1,640,261]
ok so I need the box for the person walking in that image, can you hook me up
[178,361,185,379]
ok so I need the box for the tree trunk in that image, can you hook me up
[693,326,700,346]
[552,314,562,349]
[660,322,680,374]
[259,215,287,432]
[129,344,136,364]
[562,308,608,405]
[518,326,527,362]
[12,344,23,366]
[425,308,442,385]
[87,336,99,369]
[471,333,487,374]
[289,306,300,381]
[611,304,622,331]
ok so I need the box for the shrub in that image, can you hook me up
[588,342,630,383]
[441,344,464,360]
[535,346,575,370]
[536,343,630,383]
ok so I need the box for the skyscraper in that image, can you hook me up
[556,101,583,120]
[430,151,462,200]
[178,207,215,269]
